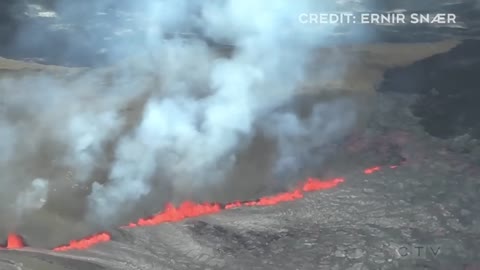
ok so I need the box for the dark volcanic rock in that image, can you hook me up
[380,39,480,141]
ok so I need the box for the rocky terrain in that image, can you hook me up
[1,91,479,270]
[0,0,480,269]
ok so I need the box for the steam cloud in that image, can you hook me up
[0,0,360,231]
[16,178,49,216]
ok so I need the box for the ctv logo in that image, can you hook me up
[396,245,441,258]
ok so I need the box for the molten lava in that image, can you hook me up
[364,166,381,174]
[132,202,222,227]
[54,177,344,251]
[2,164,399,253]
[225,177,345,209]
[302,177,344,192]
[6,233,25,249]
[52,232,111,252]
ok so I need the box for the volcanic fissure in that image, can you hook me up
[1,165,395,252]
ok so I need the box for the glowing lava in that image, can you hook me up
[3,164,399,252]
[6,233,25,249]
[364,166,381,174]
[131,202,222,227]
[52,232,111,252]
[225,177,345,209]
[53,177,345,251]
[302,177,344,192]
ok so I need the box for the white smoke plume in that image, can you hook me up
[86,0,357,224]
[0,0,363,230]
[16,178,49,216]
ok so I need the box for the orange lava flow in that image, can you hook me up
[6,233,25,249]
[3,164,398,252]
[302,177,344,192]
[52,232,111,252]
[53,177,345,252]
[225,177,345,209]
[131,201,222,227]
[364,166,381,174]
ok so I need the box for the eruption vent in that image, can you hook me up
[6,233,25,249]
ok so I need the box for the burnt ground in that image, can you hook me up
[381,39,480,141]
[0,62,480,269]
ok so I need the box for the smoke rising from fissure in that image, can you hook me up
[0,0,364,239]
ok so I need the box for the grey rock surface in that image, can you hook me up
[0,91,479,269]
[0,1,479,269]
